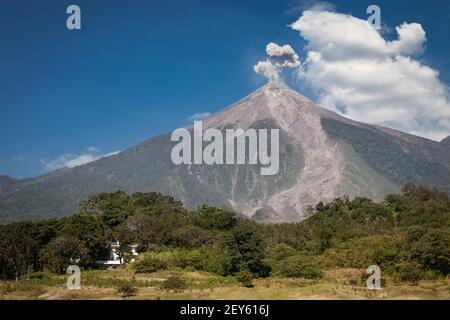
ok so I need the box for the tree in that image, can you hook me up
[200,233,241,276]
[130,192,186,216]
[409,230,450,275]
[133,211,190,248]
[0,223,37,280]
[79,191,131,228]
[317,227,334,253]
[62,212,107,265]
[171,225,212,248]
[194,206,237,230]
[232,225,270,277]
[40,235,87,274]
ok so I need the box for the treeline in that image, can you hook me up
[260,184,450,281]
[0,183,449,283]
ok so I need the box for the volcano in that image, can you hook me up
[1,83,449,223]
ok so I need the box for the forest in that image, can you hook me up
[0,183,449,291]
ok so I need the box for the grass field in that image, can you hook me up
[1,268,448,300]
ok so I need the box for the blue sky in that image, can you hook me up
[1,0,449,178]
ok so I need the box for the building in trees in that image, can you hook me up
[95,241,139,268]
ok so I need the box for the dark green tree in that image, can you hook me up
[40,235,87,274]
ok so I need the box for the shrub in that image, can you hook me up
[392,262,424,285]
[408,230,450,275]
[400,268,423,285]
[0,283,16,294]
[278,256,323,279]
[268,244,297,261]
[161,275,187,292]
[235,270,254,288]
[133,249,202,273]
[319,236,399,269]
[134,252,169,273]
[0,281,46,295]
[169,248,202,270]
[117,283,138,297]
[199,242,238,276]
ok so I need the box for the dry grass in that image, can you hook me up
[0,268,448,300]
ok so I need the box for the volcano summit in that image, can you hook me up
[1,83,449,223]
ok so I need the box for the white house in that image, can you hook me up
[95,241,139,267]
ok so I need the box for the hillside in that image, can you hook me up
[1,83,449,223]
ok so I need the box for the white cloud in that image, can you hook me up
[254,42,300,82]
[187,112,212,122]
[290,9,450,141]
[41,147,119,173]
[389,23,427,55]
